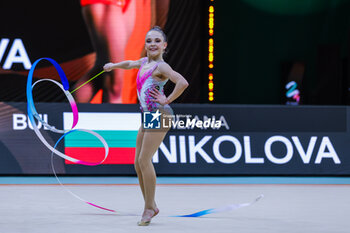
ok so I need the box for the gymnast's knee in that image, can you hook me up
[137,157,152,170]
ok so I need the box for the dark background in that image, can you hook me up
[215,0,350,105]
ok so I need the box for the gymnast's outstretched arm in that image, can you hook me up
[103,58,143,71]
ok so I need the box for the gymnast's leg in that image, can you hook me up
[137,128,169,225]
[134,126,146,200]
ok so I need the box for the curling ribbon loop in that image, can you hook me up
[26,57,109,166]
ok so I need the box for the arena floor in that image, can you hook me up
[0,177,349,233]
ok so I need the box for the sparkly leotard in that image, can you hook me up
[136,57,173,114]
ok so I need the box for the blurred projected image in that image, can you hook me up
[75,0,169,104]
[0,0,203,104]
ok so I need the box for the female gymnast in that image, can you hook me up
[103,26,189,226]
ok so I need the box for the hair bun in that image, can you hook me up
[148,26,167,42]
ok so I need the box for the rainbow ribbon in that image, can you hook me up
[27,57,263,217]
[26,57,117,212]
[26,57,109,165]
[172,195,263,217]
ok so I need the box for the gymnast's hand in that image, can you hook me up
[150,88,169,105]
[103,63,114,72]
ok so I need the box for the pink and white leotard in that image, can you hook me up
[136,57,173,114]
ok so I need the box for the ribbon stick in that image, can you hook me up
[70,70,105,94]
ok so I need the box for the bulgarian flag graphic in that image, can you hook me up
[63,112,141,164]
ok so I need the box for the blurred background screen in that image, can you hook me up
[2,0,350,105]
[0,0,206,104]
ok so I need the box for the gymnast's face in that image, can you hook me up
[145,31,167,58]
